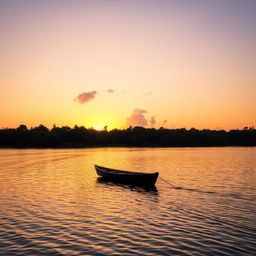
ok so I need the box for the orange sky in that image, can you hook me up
[0,1,255,130]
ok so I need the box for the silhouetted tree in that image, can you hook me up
[0,125,255,147]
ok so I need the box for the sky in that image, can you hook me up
[0,0,255,130]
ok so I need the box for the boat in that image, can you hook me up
[95,165,159,186]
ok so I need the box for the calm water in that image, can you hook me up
[0,147,255,255]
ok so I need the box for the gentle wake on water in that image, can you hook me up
[0,147,255,255]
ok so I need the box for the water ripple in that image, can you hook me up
[0,148,255,255]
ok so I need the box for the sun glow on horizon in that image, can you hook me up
[93,124,107,131]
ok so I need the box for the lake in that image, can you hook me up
[0,147,255,255]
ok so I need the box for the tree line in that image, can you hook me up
[0,124,255,148]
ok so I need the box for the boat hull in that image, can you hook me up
[95,165,158,186]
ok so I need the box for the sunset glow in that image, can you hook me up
[0,0,255,130]
[93,124,106,131]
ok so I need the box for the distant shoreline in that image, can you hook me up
[1,144,255,149]
[1,125,255,148]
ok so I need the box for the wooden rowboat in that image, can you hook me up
[95,165,159,186]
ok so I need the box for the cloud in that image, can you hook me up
[143,91,152,96]
[127,108,148,127]
[74,91,98,104]
[162,120,168,127]
[150,116,156,127]
[107,89,114,93]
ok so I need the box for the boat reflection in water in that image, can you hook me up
[96,176,158,193]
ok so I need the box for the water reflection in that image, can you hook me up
[0,148,255,256]
[96,177,158,194]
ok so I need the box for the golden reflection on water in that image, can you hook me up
[0,147,255,255]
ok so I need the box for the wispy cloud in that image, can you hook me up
[127,108,148,127]
[162,120,168,127]
[150,116,156,127]
[74,91,98,104]
[107,89,114,93]
[143,91,152,96]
